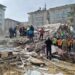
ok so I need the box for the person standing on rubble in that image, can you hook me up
[57,38,62,49]
[13,26,17,37]
[52,37,57,46]
[67,38,73,52]
[72,39,75,52]
[62,39,68,51]
[22,27,27,36]
[19,27,23,36]
[28,25,34,41]
[9,27,14,38]
[45,37,52,59]
[30,25,34,32]
[39,27,45,40]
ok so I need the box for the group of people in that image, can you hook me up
[44,25,75,60]
[45,36,75,60]
[9,25,45,41]
[8,25,75,60]
[52,38,74,52]
[19,25,34,41]
[9,25,35,41]
[9,26,17,38]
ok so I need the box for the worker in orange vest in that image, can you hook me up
[57,38,62,49]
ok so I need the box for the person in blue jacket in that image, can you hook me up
[28,25,34,41]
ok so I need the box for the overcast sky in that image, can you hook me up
[0,0,75,22]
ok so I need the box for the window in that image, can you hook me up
[34,16,44,25]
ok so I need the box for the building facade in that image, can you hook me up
[28,4,75,28]
[4,18,20,34]
[0,4,6,35]
[28,8,48,28]
[48,4,75,24]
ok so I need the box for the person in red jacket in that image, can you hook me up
[39,27,45,40]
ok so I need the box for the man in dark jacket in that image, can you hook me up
[9,27,14,38]
[19,27,23,36]
[30,25,34,31]
[45,37,52,59]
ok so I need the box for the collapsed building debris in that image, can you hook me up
[0,32,75,75]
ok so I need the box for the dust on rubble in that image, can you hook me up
[0,37,75,75]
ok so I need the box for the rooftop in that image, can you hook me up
[0,4,6,10]
[28,3,75,14]
[5,18,20,22]
[28,8,47,14]
[49,3,75,10]
[5,18,21,25]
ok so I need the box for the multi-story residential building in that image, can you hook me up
[0,4,6,35]
[4,18,20,34]
[48,4,75,24]
[28,4,75,28]
[28,8,48,28]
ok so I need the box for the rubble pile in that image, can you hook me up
[0,36,75,75]
[9,37,30,47]
[54,25,72,38]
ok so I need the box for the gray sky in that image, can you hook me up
[0,0,75,22]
